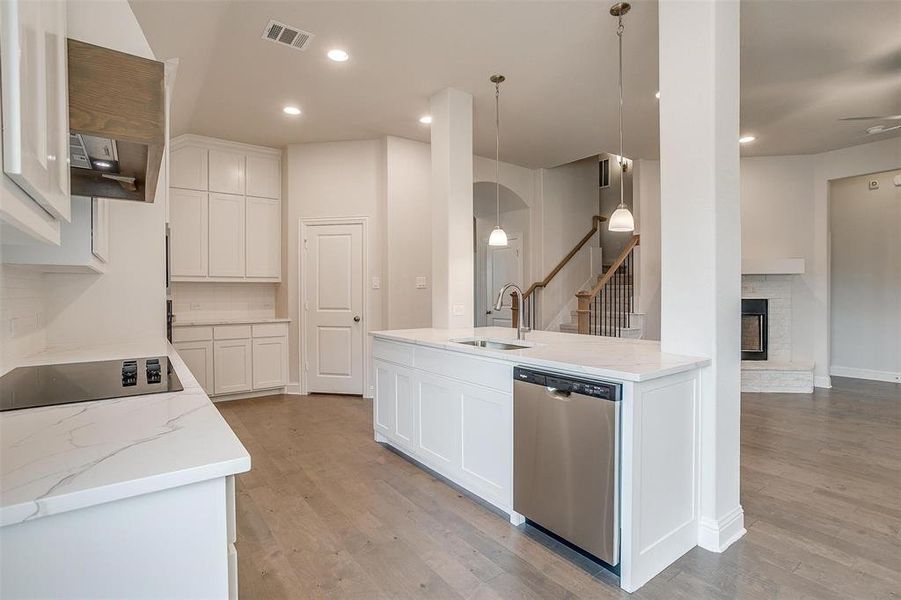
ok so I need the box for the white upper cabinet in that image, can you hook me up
[170,145,208,190]
[208,149,245,195]
[169,188,209,277]
[208,193,245,277]
[168,135,281,282]
[0,0,70,221]
[245,196,281,278]
[245,154,280,199]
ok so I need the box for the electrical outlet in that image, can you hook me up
[415,276,427,289]
[452,304,465,316]
[190,303,201,310]
[371,276,381,290]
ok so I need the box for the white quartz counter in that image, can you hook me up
[0,344,250,527]
[173,317,291,327]
[371,326,709,382]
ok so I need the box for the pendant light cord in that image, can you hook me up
[495,79,501,228]
[617,14,625,210]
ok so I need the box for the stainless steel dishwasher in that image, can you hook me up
[513,366,621,566]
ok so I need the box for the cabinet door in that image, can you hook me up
[245,196,280,278]
[374,361,396,440]
[169,188,209,277]
[252,337,287,390]
[170,145,208,190]
[175,341,214,394]
[208,193,245,277]
[0,0,70,220]
[91,198,110,262]
[208,149,245,195]
[458,383,512,507]
[415,372,462,472]
[245,154,280,199]
[214,339,252,395]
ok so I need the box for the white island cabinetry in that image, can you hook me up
[371,327,710,593]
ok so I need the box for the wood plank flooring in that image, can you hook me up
[217,376,901,599]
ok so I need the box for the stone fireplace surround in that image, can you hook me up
[740,273,814,393]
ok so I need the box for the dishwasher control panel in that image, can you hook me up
[514,367,620,401]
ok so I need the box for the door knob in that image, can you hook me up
[353,315,361,322]
[486,310,492,315]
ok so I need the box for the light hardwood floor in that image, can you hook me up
[217,376,901,599]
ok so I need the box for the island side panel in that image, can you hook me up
[0,477,230,599]
[619,370,701,592]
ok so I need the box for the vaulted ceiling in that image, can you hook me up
[131,0,901,168]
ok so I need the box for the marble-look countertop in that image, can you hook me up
[173,317,291,327]
[0,343,250,527]
[371,327,709,382]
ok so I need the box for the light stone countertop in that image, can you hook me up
[0,343,250,527]
[371,326,710,382]
[172,317,291,327]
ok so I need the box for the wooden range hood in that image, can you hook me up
[67,39,165,203]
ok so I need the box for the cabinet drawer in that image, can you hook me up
[172,326,213,342]
[252,322,287,338]
[214,325,252,340]
[372,339,415,367]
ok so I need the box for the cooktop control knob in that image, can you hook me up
[122,360,138,387]
[146,358,162,384]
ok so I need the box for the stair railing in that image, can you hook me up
[511,215,606,330]
[576,234,640,336]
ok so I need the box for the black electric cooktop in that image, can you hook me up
[0,357,183,413]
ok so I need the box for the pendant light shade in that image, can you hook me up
[489,74,508,247]
[488,226,509,246]
[608,206,635,232]
[608,3,635,233]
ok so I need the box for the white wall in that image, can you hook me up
[284,140,386,393]
[829,168,901,382]
[535,157,599,329]
[633,159,661,340]
[0,266,46,374]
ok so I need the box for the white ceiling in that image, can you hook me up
[130,0,901,168]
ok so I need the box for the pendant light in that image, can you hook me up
[488,74,509,247]
[608,2,635,233]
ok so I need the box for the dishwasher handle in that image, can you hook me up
[545,387,572,400]
[514,366,621,401]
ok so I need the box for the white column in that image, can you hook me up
[430,88,474,329]
[659,0,744,552]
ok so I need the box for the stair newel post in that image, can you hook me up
[576,291,591,335]
[511,292,520,330]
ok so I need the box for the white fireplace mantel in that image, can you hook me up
[741,258,806,275]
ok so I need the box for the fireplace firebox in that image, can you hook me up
[741,299,768,361]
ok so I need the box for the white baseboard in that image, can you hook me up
[284,382,302,395]
[698,506,745,553]
[814,375,832,389]
[211,388,285,403]
[830,366,901,384]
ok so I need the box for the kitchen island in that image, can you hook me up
[371,327,709,593]
[0,344,250,599]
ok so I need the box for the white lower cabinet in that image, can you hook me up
[173,340,213,394]
[214,339,253,395]
[174,322,288,397]
[373,348,513,513]
[252,337,288,390]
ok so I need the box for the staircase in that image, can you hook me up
[559,264,644,338]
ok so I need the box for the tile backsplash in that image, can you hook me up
[172,282,277,322]
[0,265,46,372]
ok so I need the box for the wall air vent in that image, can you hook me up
[261,20,314,51]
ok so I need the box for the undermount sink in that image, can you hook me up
[454,339,530,351]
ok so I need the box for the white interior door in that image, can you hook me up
[304,222,364,394]
[486,235,523,327]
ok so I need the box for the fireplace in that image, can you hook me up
[741,299,768,361]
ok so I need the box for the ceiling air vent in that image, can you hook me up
[261,20,314,51]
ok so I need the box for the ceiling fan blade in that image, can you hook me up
[839,115,901,121]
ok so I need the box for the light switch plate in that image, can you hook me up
[415,276,427,289]
[452,304,465,316]
[371,277,381,289]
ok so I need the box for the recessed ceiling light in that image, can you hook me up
[419,115,432,125]
[739,135,756,144]
[327,49,349,62]
[655,90,660,99]
[283,106,301,116]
